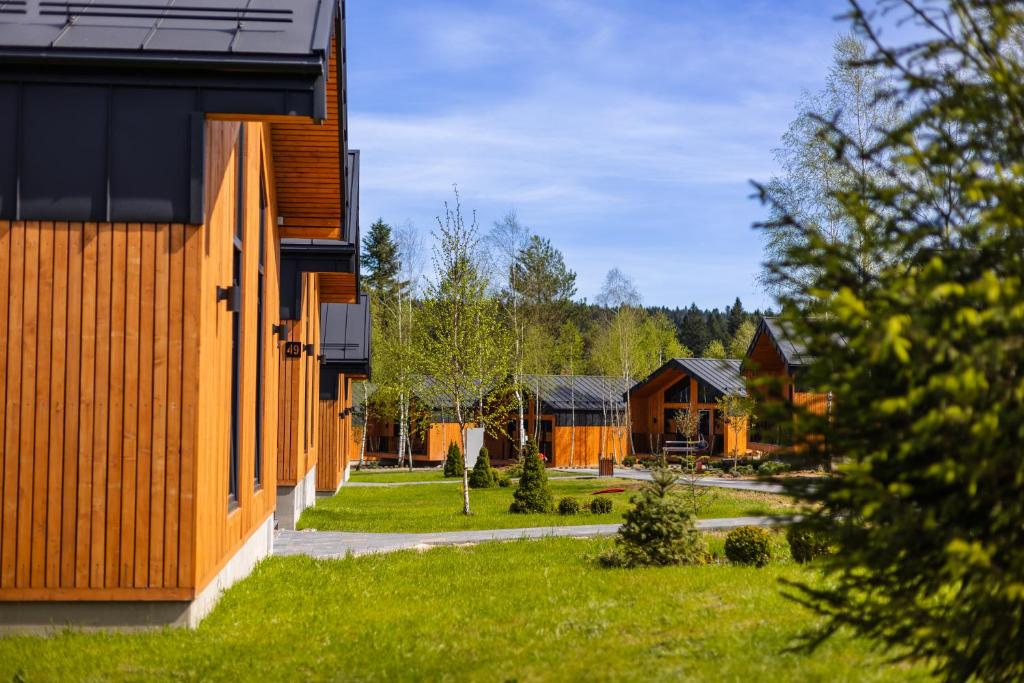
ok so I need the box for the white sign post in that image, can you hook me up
[463,427,484,470]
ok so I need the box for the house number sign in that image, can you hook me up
[284,341,303,358]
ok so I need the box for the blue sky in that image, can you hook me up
[346,0,853,311]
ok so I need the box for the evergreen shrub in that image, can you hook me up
[725,526,772,567]
[468,447,496,489]
[443,442,463,478]
[600,468,705,567]
[589,497,613,514]
[558,497,580,515]
[509,442,553,514]
[786,525,832,564]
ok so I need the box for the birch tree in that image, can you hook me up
[417,188,508,515]
[487,212,531,454]
[595,268,643,459]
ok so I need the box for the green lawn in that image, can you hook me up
[349,468,449,483]
[299,477,803,532]
[348,468,577,484]
[0,537,928,682]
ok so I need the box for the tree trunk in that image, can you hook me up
[457,398,471,516]
[357,404,368,470]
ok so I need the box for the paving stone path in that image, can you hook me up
[274,515,790,559]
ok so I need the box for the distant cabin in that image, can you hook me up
[628,358,748,457]
[744,316,830,451]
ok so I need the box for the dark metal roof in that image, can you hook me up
[628,357,746,398]
[747,316,811,368]
[0,1,336,64]
[346,149,360,284]
[279,237,356,320]
[523,375,627,412]
[319,294,370,377]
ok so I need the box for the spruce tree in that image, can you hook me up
[361,218,403,302]
[443,441,462,478]
[509,442,553,513]
[726,297,746,336]
[469,446,496,489]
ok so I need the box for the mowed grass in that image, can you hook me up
[349,468,449,483]
[298,477,803,532]
[348,467,577,484]
[0,537,928,682]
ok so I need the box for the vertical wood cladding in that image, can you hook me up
[192,121,279,592]
[277,272,319,486]
[317,374,353,492]
[0,120,282,600]
[0,220,198,598]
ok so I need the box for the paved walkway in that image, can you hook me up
[558,468,786,494]
[274,516,789,559]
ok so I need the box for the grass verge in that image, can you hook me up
[0,537,928,682]
[298,477,803,532]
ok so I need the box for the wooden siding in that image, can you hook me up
[0,220,200,599]
[277,272,320,486]
[272,39,343,240]
[191,120,280,593]
[318,272,357,304]
[427,423,463,461]
[552,425,629,467]
[629,367,747,456]
[316,375,353,492]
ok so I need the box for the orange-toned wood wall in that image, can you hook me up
[0,219,199,600]
[427,422,463,461]
[316,374,353,492]
[0,119,282,601]
[551,425,629,467]
[272,38,344,240]
[277,271,320,486]
[191,120,280,595]
[630,367,746,456]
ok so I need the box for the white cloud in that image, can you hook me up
[348,0,849,309]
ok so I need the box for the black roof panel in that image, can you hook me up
[0,0,335,59]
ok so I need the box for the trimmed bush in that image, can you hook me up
[589,496,613,514]
[497,475,511,488]
[757,460,791,476]
[509,442,553,514]
[622,454,636,467]
[504,464,523,479]
[601,468,706,567]
[558,497,580,515]
[468,447,496,489]
[443,442,463,478]
[787,525,832,564]
[725,526,772,567]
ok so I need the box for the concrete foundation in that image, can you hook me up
[0,513,274,634]
[276,464,317,530]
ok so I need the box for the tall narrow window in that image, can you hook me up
[228,125,245,509]
[254,166,266,490]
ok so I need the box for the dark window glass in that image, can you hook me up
[228,127,245,509]
[665,377,690,403]
[254,168,266,490]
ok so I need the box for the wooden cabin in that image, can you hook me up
[744,317,829,452]
[484,375,630,467]
[358,375,628,468]
[628,358,748,458]
[317,295,371,493]
[0,0,361,630]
